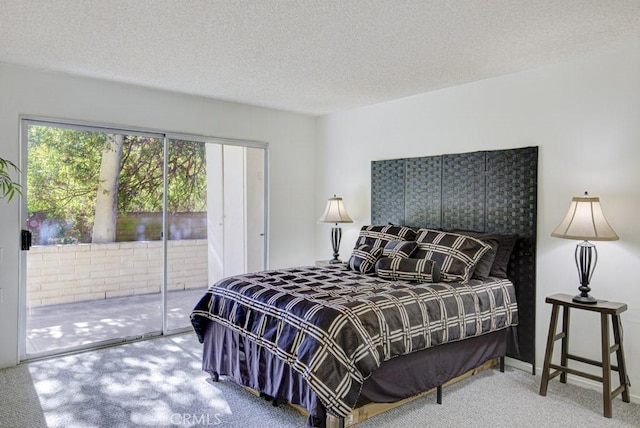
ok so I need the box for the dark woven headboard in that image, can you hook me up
[371,146,537,369]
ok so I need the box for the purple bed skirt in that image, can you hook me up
[201,322,516,427]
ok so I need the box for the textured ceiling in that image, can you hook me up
[1,1,640,116]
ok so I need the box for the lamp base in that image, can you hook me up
[572,293,597,304]
[573,241,598,305]
[329,225,343,265]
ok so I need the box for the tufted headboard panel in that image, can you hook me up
[371,146,538,368]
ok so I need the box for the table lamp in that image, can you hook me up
[551,192,619,303]
[318,195,353,263]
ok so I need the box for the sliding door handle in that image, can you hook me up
[21,230,32,251]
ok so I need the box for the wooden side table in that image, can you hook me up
[539,293,631,418]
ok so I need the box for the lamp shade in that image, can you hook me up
[551,193,619,241]
[318,196,353,224]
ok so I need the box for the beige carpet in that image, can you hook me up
[0,333,638,427]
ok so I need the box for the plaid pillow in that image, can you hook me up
[375,257,441,283]
[451,230,518,279]
[348,245,383,274]
[413,229,490,282]
[382,240,418,259]
[355,225,417,249]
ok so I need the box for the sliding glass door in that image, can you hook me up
[21,119,267,358]
[164,140,266,331]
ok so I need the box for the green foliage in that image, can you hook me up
[167,139,207,213]
[28,126,106,242]
[27,125,207,244]
[0,157,22,202]
[118,137,207,214]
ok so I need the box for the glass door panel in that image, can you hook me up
[24,123,164,356]
[165,141,266,331]
[165,138,211,331]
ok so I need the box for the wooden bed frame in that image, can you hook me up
[324,359,500,427]
[246,358,500,428]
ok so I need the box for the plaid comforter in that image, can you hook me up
[191,265,518,417]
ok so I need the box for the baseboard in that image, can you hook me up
[505,357,640,404]
[542,371,640,405]
[504,356,534,374]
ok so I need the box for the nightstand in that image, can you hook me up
[539,293,630,418]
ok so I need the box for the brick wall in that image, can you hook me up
[26,240,208,307]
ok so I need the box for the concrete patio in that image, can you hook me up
[26,287,207,355]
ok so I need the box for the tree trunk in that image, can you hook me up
[92,134,124,243]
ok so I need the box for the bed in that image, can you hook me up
[191,146,538,427]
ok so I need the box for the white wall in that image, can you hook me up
[0,63,317,368]
[316,43,640,400]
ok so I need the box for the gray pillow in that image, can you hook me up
[471,238,498,280]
